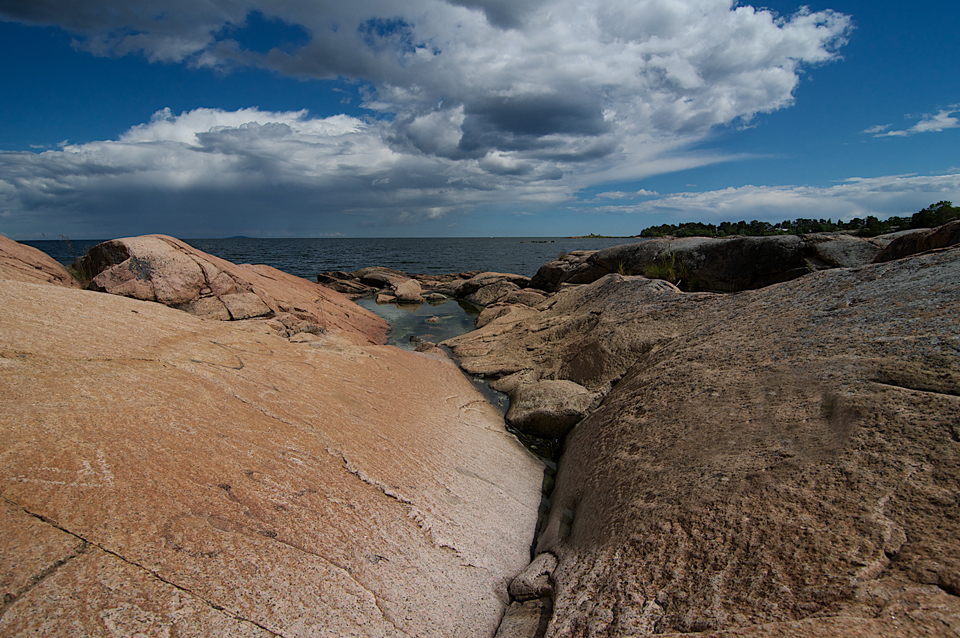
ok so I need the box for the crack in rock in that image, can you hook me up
[2,498,286,638]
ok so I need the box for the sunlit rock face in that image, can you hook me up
[0,239,544,637]
[78,234,389,345]
[447,234,960,637]
[0,234,80,288]
[537,250,960,636]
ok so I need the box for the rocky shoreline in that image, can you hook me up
[2,224,959,637]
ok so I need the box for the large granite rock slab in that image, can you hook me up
[78,235,388,345]
[529,234,892,293]
[473,248,960,636]
[0,274,544,636]
[0,234,80,288]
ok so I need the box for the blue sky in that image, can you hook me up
[1,0,958,239]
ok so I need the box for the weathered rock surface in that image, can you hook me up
[503,380,598,439]
[873,218,960,262]
[0,246,545,637]
[78,234,388,345]
[318,267,543,310]
[529,234,893,293]
[455,247,960,636]
[0,235,80,288]
[393,278,425,304]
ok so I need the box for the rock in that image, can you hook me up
[522,249,960,636]
[504,380,597,438]
[454,272,531,298]
[76,235,388,345]
[0,235,81,288]
[465,280,521,307]
[316,271,374,297]
[508,553,558,601]
[473,303,541,331]
[0,272,544,637]
[377,293,397,304]
[355,266,409,289]
[499,289,548,307]
[493,598,553,638]
[426,293,448,303]
[528,251,607,291]
[393,278,425,304]
[873,219,960,262]
[445,275,682,389]
[219,291,273,320]
[529,235,889,293]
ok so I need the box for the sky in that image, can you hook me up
[0,0,958,239]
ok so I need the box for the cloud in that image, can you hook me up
[0,107,577,237]
[2,0,851,161]
[595,189,659,200]
[869,106,960,137]
[580,172,960,223]
[0,0,858,235]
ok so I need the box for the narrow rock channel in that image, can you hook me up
[358,293,563,638]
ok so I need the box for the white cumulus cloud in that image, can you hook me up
[0,0,857,235]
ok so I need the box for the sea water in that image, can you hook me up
[24,236,635,279]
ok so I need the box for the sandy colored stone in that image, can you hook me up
[504,380,597,438]
[0,278,544,637]
[0,235,80,288]
[393,278,424,304]
[524,249,960,636]
[219,291,272,320]
[509,553,558,601]
[78,235,388,345]
[494,598,554,638]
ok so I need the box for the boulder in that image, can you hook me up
[500,249,959,636]
[465,280,521,307]
[508,552,558,602]
[76,235,388,345]
[454,272,531,298]
[354,266,409,289]
[504,380,597,439]
[873,219,960,262]
[528,251,606,291]
[0,234,81,288]
[393,278,425,304]
[0,274,544,637]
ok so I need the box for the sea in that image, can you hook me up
[23,236,638,280]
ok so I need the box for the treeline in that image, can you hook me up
[637,201,960,238]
